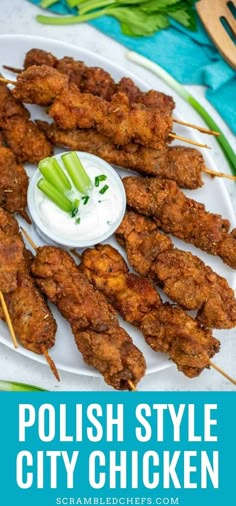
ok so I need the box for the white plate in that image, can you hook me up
[0,34,235,381]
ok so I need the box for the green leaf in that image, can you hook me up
[140,0,181,13]
[169,8,197,30]
[107,7,169,36]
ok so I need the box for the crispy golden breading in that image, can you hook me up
[0,233,24,293]
[37,120,204,189]
[49,87,173,148]
[141,305,219,378]
[124,176,236,269]
[11,65,173,149]
[12,64,69,106]
[0,80,29,126]
[31,246,146,390]
[0,80,52,163]
[117,77,175,113]
[0,146,29,220]
[0,208,57,356]
[80,244,220,378]
[116,212,236,328]
[3,116,53,164]
[24,48,58,69]
[22,49,174,110]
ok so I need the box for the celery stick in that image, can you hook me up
[37,178,73,213]
[39,157,72,193]
[61,152,92,194]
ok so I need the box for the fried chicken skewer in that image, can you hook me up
[116,211,236,329]
[37,120,206,189]
[124,176,236,270]
[0,80,52,164]
[0,208,59,380]
[0,219,24,348]
[4,48,219,136]
[4,65,210,150]
[0,146,30,222]
[29,244,146,390]
[79,244,221,380]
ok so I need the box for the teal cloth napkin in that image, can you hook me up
[28,0,236,134]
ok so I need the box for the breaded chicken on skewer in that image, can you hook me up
[30,245,146,390]
[0,146,29,222]
[0,80,52,164]
[116,211,236,329]
[124,176,236,270]
[6,47,175,112]
[37,120,205,189]
[79,244,220,379]
[0,208,58,379]
[11,65,173,150]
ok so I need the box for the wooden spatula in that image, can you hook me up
[196,0,236,69]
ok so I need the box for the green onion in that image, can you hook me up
[75,217,81,224]
[99,184,109,194]
[82,195,90,205]
[126,51,236,174]
[0,380,46,392]
[37,178,73,213]
[61,152,92,193]
[39,157,72,193]
[71,198,80,217]
[95,174,107,187]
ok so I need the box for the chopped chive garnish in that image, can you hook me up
[82,195,89,205]
[38,157,72,193]
[61,151,92,193]
[99,184,109,194]
[37,178,73,213]
[75,217,81,224]
[71,199,80,217]
[95,174,107,187]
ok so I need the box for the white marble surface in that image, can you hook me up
[0,0,236,392]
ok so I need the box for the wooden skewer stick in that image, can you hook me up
[203,168,236,181]
[41,344,60,382]
[209,360,236,386]
[0,76,16,85]
[128,380,136,391]
[3,65,22,74]
[20,227,38,251]
[0,291,18,348]
[169,133,210,149]
[70,248,82,260]
[174,119,220,137]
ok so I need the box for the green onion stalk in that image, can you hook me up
[0,380,46,392]
[126,51,236,174]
